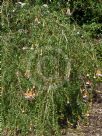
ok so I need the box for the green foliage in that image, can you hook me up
[1,1,101,136]
[70,0,102,25]
[83,23,102,38]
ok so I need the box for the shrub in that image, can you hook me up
[70,0,102,25]
[1,2,99,136]
[83,23,102,38]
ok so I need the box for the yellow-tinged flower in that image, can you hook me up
[35,17,40,24]
[86,80,92,85]
[24,90,36,100]
[96,69,102,77]
[24,86,38,100]
[24,70,31,78]
[81,89,89,102]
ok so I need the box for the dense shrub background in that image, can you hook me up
[1,0,102,37]
[1,1,102,135]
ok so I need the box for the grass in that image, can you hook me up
[1,2,101,136]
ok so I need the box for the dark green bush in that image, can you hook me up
[70,0,102,25]
[1,2,101,136]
